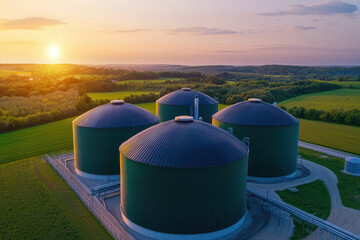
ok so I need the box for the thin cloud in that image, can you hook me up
[260,0,357,16]
[293,25,317,30]
[102,28,150,33]
[168,27,237,35]
[0,17,66,30]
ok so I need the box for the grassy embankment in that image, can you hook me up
[277,180,331,240]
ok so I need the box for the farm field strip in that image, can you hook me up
[279,89,360,111]
[0,157,112,239]
[116,77,182,84]
[332,82,360,89]
[299,119,360,155]
[87,91,158,100]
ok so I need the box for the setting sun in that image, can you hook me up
[48,44,60,59]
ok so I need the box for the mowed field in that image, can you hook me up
[87,91,158,100]
[300,119,360,155]
[279,89,360,111]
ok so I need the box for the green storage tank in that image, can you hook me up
[120,116,249,239]
[156,88,218,123]
[73,100,159,180]
[213,98,299,181]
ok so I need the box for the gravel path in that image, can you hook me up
[248,159,360,240]
[299,141,359,159]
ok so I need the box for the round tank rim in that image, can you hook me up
[120,206,248,239]
[75,168,120,181]
[212,118,299,127]
[247,170,297,182]
[72,121,159,129]
[212,100,299,127]
[157,102,218,106]
[345,157,360,163]
[342,170,360,176]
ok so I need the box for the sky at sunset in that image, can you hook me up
[0,0,359,65]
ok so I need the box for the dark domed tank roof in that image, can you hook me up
[120,116,248,168]
[156,88,218,106]
[73,100,159,128]
[213,98,299,127]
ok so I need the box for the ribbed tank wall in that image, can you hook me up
[120,154,248,234]
[213,119,299,178]
[156,103,218,123]
[73,124,155,175]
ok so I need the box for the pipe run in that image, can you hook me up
[194,95,199,120]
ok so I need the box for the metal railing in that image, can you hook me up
[44,154,133,240]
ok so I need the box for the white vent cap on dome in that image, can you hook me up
[248,98,262,103]
[110,100,125,105]
[175,116,194,122]
[182,88,192,91]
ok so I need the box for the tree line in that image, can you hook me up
[280,106,360,126]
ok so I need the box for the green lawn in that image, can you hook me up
[279,89,360,111]
[0,158,112,240]
[299,119,360,155]
[298,147,360,210]
[277,180,331,240]
[116,77,181,84]
[87,91,158,100]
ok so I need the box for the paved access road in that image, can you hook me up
[248,160,360,240]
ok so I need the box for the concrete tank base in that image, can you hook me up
[121,207,248,240]
[341,170,360,176]
[247,171,297,183]
[75,168,120,181]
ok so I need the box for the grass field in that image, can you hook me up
[0,158,112,240]
[0,117,75,165]
[333,82,360,89]
[277,180,331,240]
[299,119,360,155]
[87,91,158,100]
[279,89,360,111]
[116,77,181,84]
[0,70,31,77]
[299,147,360,210]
